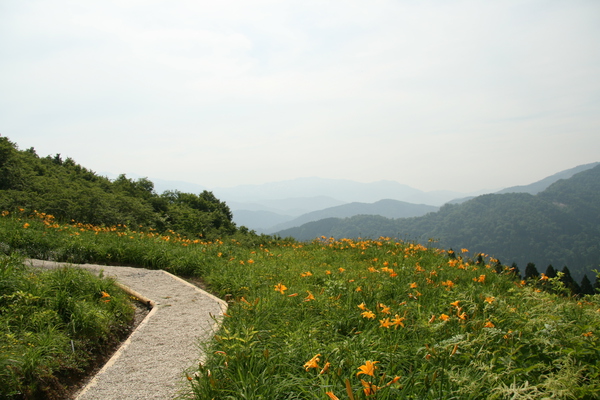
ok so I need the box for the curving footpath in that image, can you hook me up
[25,259,228,400]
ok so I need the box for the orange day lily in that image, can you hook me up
[100,291,111,303]
[274,283,287,294]
[304,354,320,371]
[441,280,455,289]
[357,361,379,377]
[362,311,376,319]
[379,303,391,314]
[391,314,405,328]
[379,318,392,328]
[361,380,379,396]
[320,362,331,375]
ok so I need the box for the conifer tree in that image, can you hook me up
[525,262,539,279]
[545,265,557,279]
[579,275,595,296]
[560,266,581,296]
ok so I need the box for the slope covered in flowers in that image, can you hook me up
[191,237,600,399]
[1,212,599,399]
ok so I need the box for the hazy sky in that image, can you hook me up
[1,0,599,193]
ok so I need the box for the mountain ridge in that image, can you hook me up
[265,199,438,234]
[102,164,599,238]
[275,164,600,282]
[496,162,600,195]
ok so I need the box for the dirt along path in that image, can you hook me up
[25,259,228,400]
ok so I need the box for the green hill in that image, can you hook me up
[277,165,600,282]
[0,136,237,239]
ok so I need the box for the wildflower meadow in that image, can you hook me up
[1,210,599,399]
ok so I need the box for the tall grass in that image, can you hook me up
[1,211,599,399]
[189,239,600,399]
[0,252,134,399]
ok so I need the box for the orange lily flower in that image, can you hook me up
[274,283,287,294]
[304,354,320,371]
[361,311,376,319]
[379,318,392,328]
[361,379,379,395]
[357,361,379,377]
[391,314,405,328]
[379,303,391,314]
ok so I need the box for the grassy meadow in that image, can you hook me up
[0,250,134,397]
[1,210,600,399]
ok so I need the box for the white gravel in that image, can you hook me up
[25,259,228,400]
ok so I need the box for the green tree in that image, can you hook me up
[545,265,557,278]
[524,262,539,280]
[579,274,595,296]
[560,266,581,296]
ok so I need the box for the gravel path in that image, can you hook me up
[25,259,228,400]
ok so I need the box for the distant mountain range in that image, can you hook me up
[226,162,599,233]
[496,162,600,194]
[265,199,439,234]
[275,163,600,282]
[211,177,490,206]
[105,163,599,236]
[211,178,489,233]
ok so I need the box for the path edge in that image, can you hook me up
[74,282,159,399]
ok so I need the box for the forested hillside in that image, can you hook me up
[0,136,238,238]
[266,199,438,233]
[277,165,600,282]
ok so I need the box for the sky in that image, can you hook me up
[1,0,599,194]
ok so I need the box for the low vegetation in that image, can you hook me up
[0,252,134,399]
[1,210,599,399]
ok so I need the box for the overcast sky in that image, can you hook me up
[1,0,599,193]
